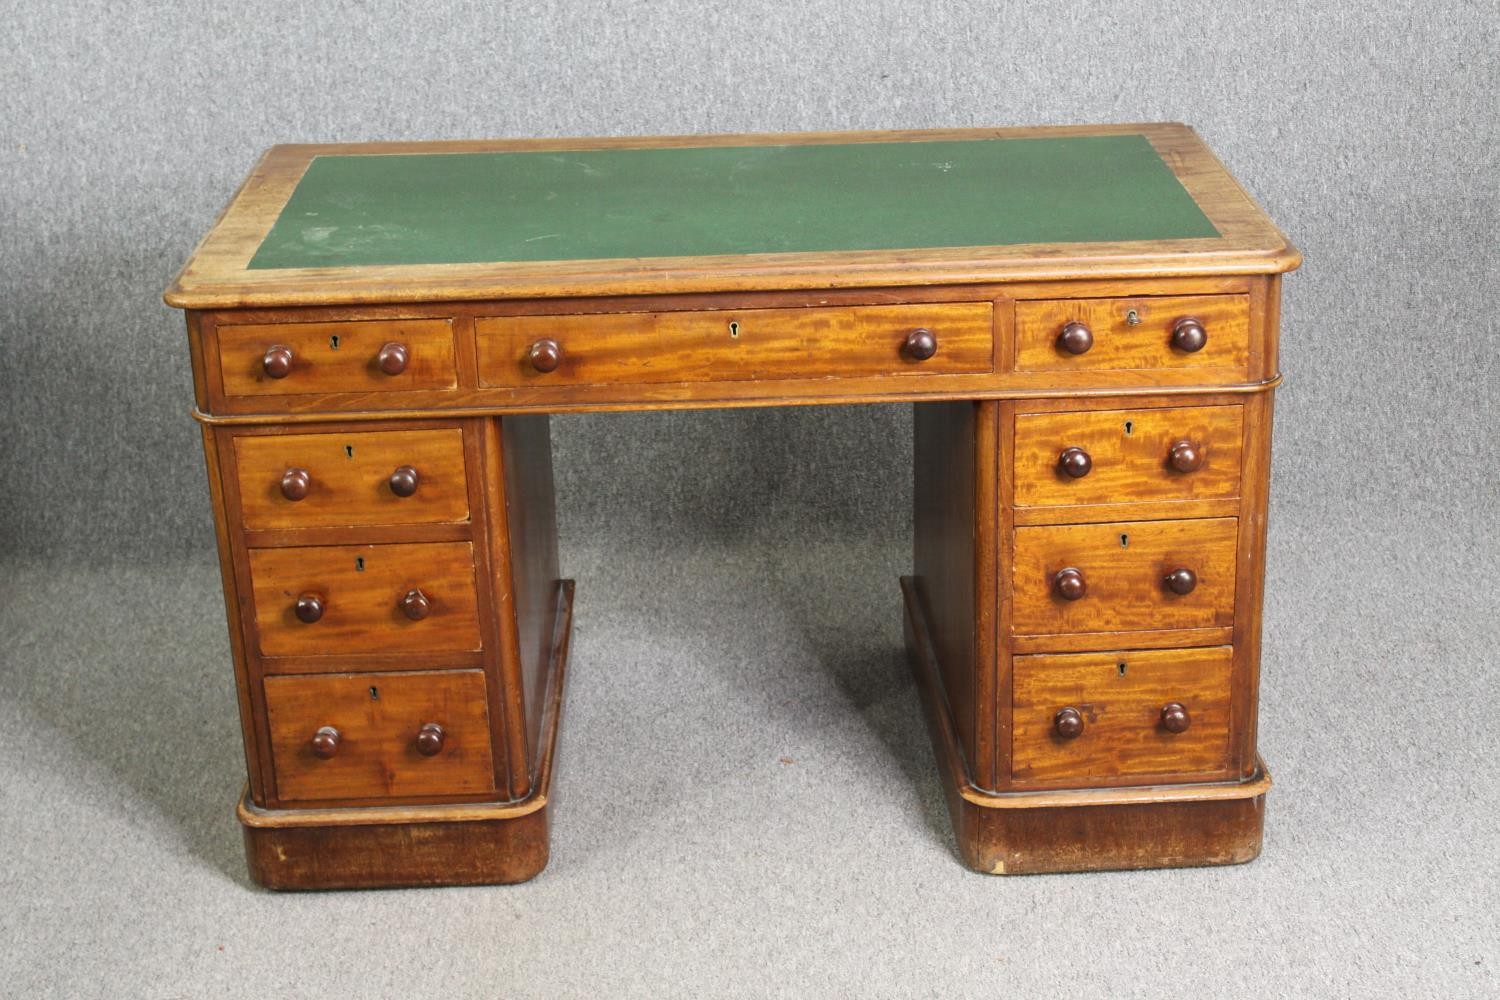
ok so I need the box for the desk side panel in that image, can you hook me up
[499,415,562,787]
[913,401,998,789]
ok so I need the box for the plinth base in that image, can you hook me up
[238,580,574,890]
[901,576,1269,875]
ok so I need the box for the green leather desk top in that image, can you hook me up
[165,125,1298,309]
[248,134,1218,271]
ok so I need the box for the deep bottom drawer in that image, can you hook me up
[265,669,496,803]
[1011,646,1233,786]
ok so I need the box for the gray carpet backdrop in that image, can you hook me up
[2,2,1497,997]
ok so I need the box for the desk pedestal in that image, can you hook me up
[903,576,1269,874]
[239,581,574,890]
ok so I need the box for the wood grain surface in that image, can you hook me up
[1014,294,1249,375]
[1010,646,1234,785]
[476,302,994,387]
[1011,517,1239,636]
[264,669,496,802]
[248,541,482,656]
[232,427,470,529]
[217,318,457,396]
[1012,403,1243,509]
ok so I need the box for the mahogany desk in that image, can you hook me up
[165,124,1299,889]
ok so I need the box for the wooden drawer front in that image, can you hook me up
[234,428,470,530]
[1011,647,1233,784]
[217,319,457,397]
[249,542,482,657]
[265,670,495,802]
[1013,405,1243,509]
[475,302,994,387]
[1014,295,1249,374]
[1011,518,1238,636]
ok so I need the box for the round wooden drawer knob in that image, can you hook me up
[1161,702,1191,733]
[1164,567,1198,595]
[294,593,325,624]
[1169,440,1204,473]
[388,465,420,497]
[1171,316,1207,353]
[1058,447,1093,478]
[263,344,294,378]
[529,339,562,373]
[903,328,938,361]
[416,722,446,757]
[1053,567,1088,601]
[377,341,409,376]
[1054,707,1085,739]
[280,468,311,501]
[1056,321,1094,355]
[311,726,341,759]
[400,588,431,621]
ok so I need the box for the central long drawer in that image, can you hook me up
[475,302,995,387]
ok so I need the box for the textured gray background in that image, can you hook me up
[2,2,1497,997]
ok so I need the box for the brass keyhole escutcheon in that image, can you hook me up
[344,445,354,459]
[1118,661,1128,676]
[355,556,365,572]
[329,334,341,349]
[1124,420,1134,435]
[1120,533,1129,548]
[728,321,740,338]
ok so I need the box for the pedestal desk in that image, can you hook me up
[165,123,1299,889]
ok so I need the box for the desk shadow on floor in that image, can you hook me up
[0,558,256,887]
[750,542,955,853]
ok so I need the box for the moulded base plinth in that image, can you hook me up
[901,576,1269,875]
[238,581,574,890]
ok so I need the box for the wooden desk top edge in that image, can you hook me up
[165,123,1300,311]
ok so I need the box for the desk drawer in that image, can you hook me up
[1013,404,1243,509]
[249,542,482,657]
[265,669,496,803]
[1011,646,1233,785]
[475,302,994,387]
[233,428,471,530]
[1011,517,1238,636]
[217,318,457,397]
[1014,295,1249,375]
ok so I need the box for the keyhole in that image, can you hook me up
[1118,662,1128,676]
[329,334,341,350]
[728,321,740,338]
[355,556,365,571]
[369,685,379,700]
[1124,421,1134,435]
[344,445,354,459]
[1120,533,1129,548]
